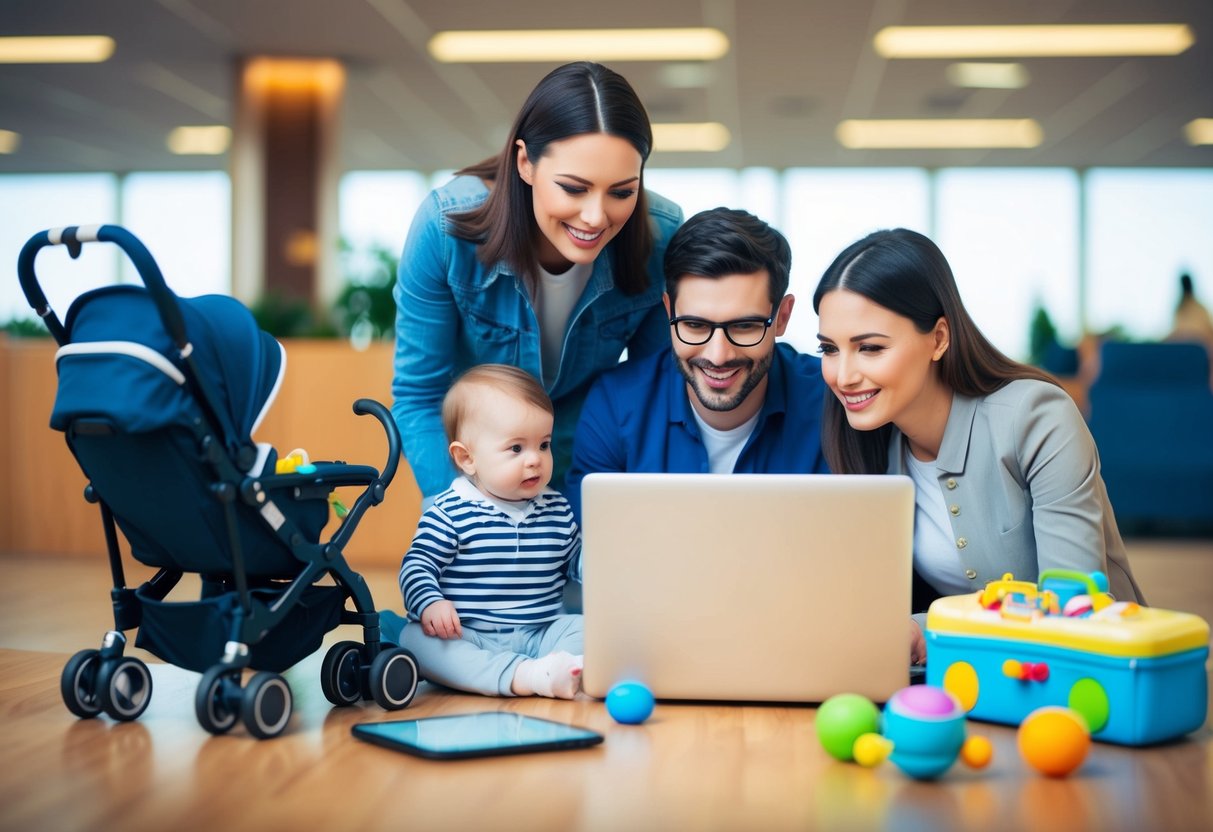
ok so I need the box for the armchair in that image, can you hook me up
[1086,341,1213,533]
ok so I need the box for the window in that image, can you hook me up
[122,172,230,297]
[1086,169,1213,340]
[936,168,1079,360]
[780,168,930,351]
[338,171,429,257]
[646,168,779,225]
[0,174,118,323]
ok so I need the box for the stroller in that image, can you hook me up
[17,224,419,739]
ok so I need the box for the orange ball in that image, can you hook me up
[960,735,993,769]
[1018,707,1090,777]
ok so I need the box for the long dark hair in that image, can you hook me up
[811,228,1058,474]
[449,61,654,295]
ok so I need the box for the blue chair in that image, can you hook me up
[1087,341,1213,533]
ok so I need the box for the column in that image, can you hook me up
[231,58,344,313]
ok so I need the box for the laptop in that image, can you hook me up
[580,473,915,703]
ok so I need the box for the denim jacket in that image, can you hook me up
[392,174,684,498]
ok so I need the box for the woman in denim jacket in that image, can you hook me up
[392,62,683,499]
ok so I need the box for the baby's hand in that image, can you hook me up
[421,600,463,639]
[910,619,927,665]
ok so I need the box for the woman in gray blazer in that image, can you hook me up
[812,228,1144,664]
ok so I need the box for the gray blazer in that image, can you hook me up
[890,379,1144,626]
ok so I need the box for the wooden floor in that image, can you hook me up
[1,539,1211,832]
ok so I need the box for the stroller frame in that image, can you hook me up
[18,224,419,738]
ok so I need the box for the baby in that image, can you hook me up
[397,364,584,698]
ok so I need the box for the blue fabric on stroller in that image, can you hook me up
[53,285,321,577]
[18,224,420,739]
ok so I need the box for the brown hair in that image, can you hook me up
[447,61,655,295]
[442,364,553,447]
[812,228,1058,474]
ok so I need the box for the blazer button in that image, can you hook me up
[946,478,958,490]
[949,504,960,516]
[956,537,968,549]
[965,568,977,580]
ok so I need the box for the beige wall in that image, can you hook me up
[0,336,421,570]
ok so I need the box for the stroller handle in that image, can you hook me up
[353,398,401,490]
[18,224,188,349]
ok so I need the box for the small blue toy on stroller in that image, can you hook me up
[18,224,419,739]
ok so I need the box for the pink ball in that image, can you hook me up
[892,685,958,717]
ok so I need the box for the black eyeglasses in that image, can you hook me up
[669,312,775,347]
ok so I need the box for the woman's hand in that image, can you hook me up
[421,600,463,639]
[910,619,927,665]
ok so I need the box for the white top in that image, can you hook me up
[537,261,592,385]
[904,448,971,595]
[691,408,760,474]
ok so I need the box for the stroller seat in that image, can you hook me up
[18,224,419,739]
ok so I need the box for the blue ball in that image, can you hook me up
[606,681,655,724]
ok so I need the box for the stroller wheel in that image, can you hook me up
[241,672,293,740]
[97,656,153,722]
[195,666,241,735]
[368,647,419,711]
[320,641,364,707]
[61,649,103,719]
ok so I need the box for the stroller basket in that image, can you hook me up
[135,583,345,674]
[18,224,421,739]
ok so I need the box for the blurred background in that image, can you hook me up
[3,1,1213,548]
[1,0,1211,360]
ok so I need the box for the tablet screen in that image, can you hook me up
[352,712,603,759]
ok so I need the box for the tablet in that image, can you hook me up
[351,712,604,760]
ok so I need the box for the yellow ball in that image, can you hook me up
[853,732,893,768]
[1018,707,1090,777]
[960,735,993,769]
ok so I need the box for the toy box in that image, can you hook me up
[925,570,1209,746]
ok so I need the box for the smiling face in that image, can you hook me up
[815,288,952,456]
[665,271,794,431]
[449,386,554,503]
[516,132,643,273]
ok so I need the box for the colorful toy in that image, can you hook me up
[815,693,881,761]
[818,687,992,780]
[867,686,993,780]
[275,448,310,474]
[606,681,655,724]
[1018,706,1090,777]
[276,449,348,516]
[927,569,1209,746]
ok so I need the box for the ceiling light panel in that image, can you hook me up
[946,62,1030,89]
[652,122,731,153]
[429,28,729,62]
[167,126,231,155]
[0,36,115,63]
[874,24,1195,59]
[1185,119,1213,146]
[836,119,1043,149]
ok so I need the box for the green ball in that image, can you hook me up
[1068,678,1110,734]
[816,693,881,761]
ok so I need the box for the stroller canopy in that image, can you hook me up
[51,285,284,458]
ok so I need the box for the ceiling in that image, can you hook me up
[2,0,1212,174]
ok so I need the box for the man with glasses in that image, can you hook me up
[564,207,829,522]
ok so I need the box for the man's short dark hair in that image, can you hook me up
[663,207,791,307]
